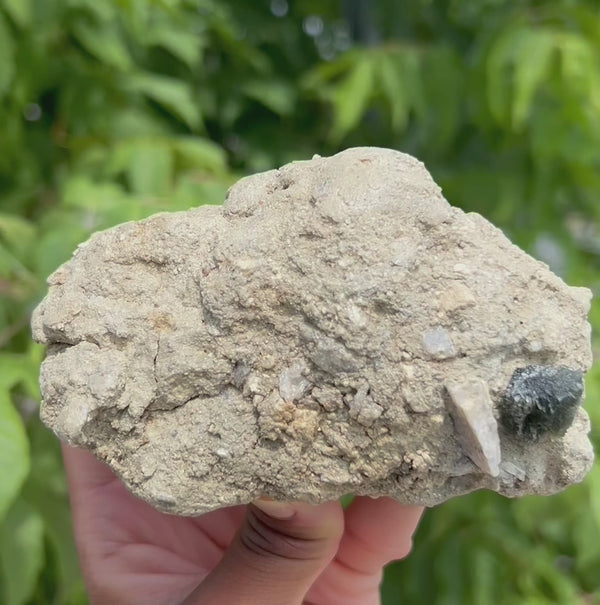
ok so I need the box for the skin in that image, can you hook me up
[63,445,423,605]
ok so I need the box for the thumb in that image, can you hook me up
[184,500,344,605]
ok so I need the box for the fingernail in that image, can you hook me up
[253,499,296,520]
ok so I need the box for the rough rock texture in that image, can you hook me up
[32,147,594,515]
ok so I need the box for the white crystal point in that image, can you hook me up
[445,379,501,477]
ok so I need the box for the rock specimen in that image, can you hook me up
[32,147,594,515]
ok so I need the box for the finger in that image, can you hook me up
[62,445,227,602]
[183,500,344,605]
[304,497,423,605]
[62,444,245,564]
[62,443,119,492]
[337,497,423,574]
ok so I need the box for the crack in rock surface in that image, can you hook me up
[32,147,594,515]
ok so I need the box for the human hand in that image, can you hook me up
[63,445,423,605]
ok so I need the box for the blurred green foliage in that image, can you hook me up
[0,0,599,603]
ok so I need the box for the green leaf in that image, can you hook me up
[0,499,44,605]
[398,49,426,121]
[0,387,29,522]
[34,218,88,280]
[434,534,466,603]
[61,175,125,211]
[486,26,519,125]
[557,32,598,98]
[146,26,203,68]
[0,12,15,98]
[0,355,27,391]
[469,547,499,605]
[66,0,116,22]
[587,465,600,537]
[172,173,230,210]
[0,352,40,400]
[127,73,201,129]
[0,242,36,295]
[301,52,357,91]
[127,142,174,196]
[0,214,36,261]
[339,494,354,508]
[377,54,409,132]
[72,20,133,71]
[241,80,296,116]
[59,176,153,229]
[512,29,555,130]
[0,241,15,278]
[22,419,85,603]
[420,47,462,151]
[106,107,171,139]
[2,0,32,28]
[331,56,375,141]
[173,136,226,173]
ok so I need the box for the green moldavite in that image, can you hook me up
[501,365,584,441]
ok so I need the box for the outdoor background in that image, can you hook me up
[0,0,599,603]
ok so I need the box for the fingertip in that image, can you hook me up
[61,442,118,489]
[252,499,296,520]
[250,499,345,542]
[336,496,424,574]
[348,496,424,527]
[188,500,344,604]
